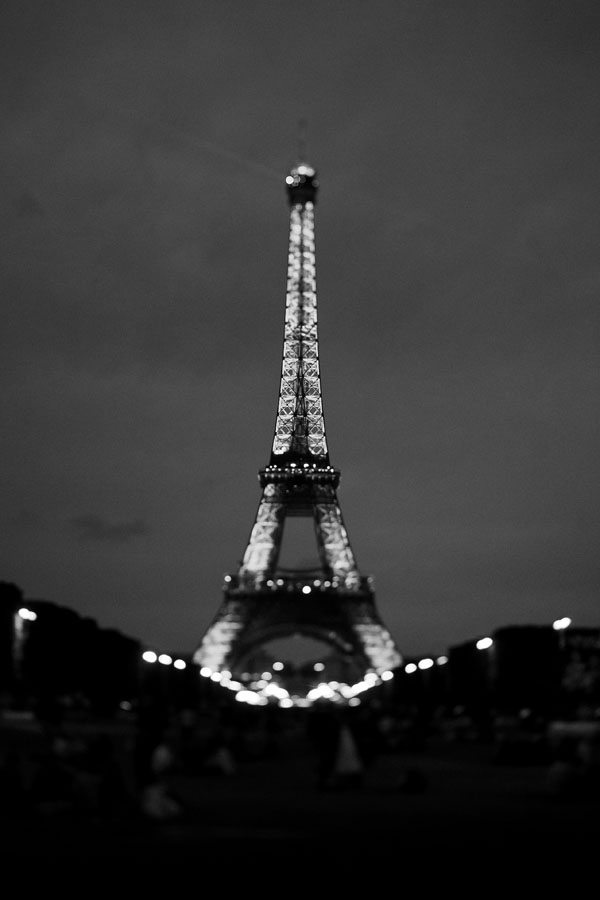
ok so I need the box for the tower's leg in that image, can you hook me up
[314,499,361,589]
[239,485,285,583]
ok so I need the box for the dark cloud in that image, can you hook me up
[70,515,150,543]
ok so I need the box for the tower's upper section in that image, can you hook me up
[270,163,329,465]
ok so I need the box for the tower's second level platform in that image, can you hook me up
[260,459,340,490]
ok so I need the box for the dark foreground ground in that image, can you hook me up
[1,715,598,883]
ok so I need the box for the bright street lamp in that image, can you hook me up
[476,637,493,650]
[18,607,37,621]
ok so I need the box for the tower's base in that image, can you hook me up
[193,585,402,706]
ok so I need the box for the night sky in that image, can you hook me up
[2,0,599,659]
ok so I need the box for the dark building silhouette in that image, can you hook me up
[491,625,563,716]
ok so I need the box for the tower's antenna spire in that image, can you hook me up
[298,117,308,163]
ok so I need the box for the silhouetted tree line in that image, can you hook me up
[391,624,600,726]
[1,581,141,715]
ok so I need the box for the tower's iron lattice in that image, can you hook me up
[193,163,402,706]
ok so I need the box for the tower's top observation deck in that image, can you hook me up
[285,163,318,205]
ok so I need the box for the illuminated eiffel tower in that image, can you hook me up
[193,161,401,706]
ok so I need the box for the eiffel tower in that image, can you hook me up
[193,161,402,706]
